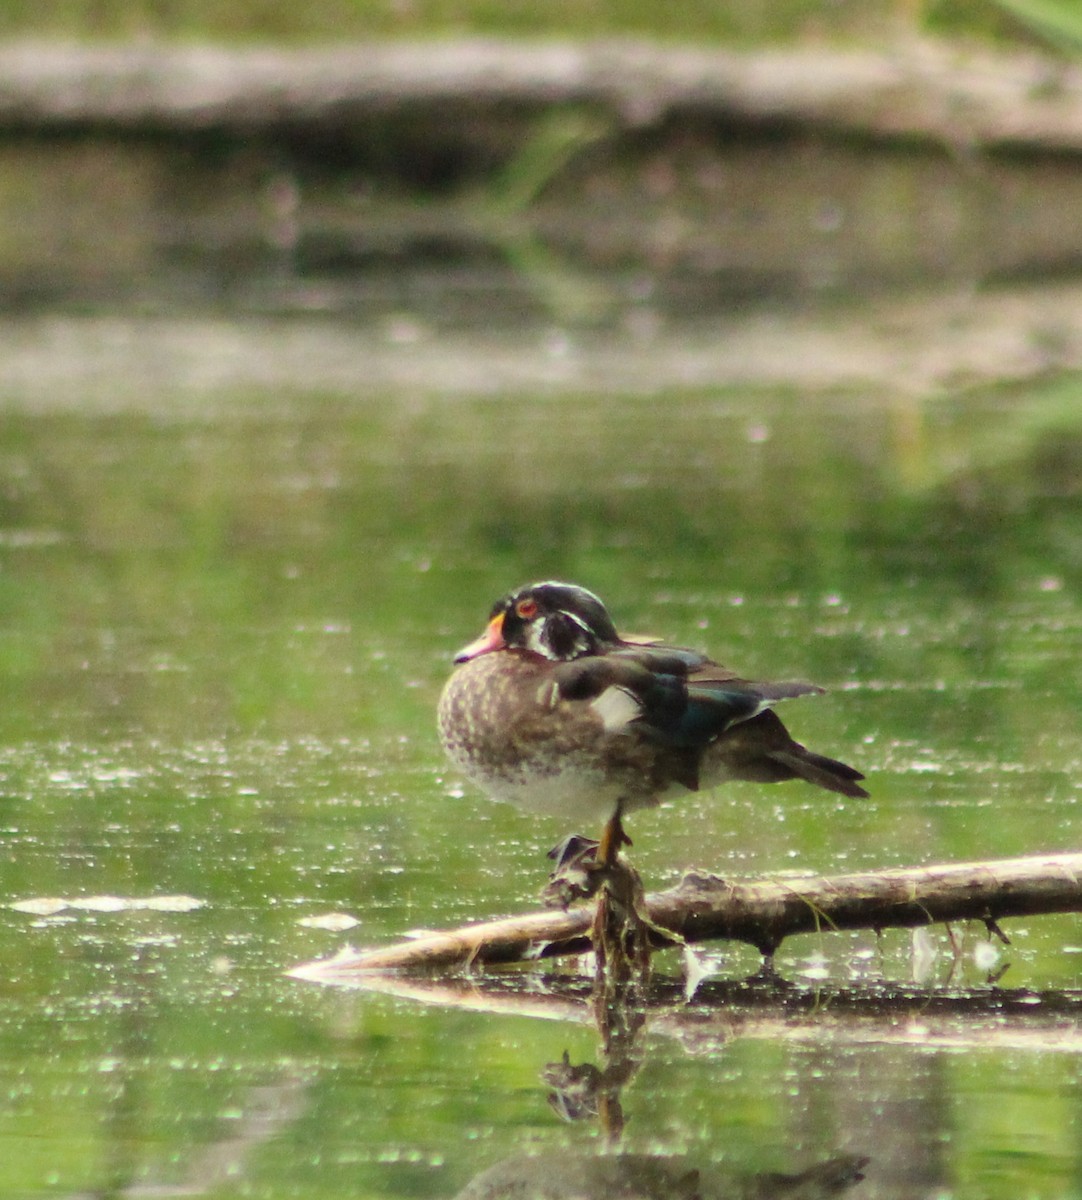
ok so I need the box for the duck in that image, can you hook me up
[438,581,867,878]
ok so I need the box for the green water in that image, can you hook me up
[0,331,1081,1198]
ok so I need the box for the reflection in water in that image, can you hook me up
[27,937,313,1200]
[516,976,868,1200]
[112,1079,310,1198]
[454,1151,868,1200]
[0,372,1080,1199]
[544,972,646,1145]
[334,966,1082,1197]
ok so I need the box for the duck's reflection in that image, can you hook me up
[454,1150,868,1199]
[542,969,649,1142]
[468,975,870,1200]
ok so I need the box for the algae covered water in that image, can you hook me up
[0,320,1080,1197]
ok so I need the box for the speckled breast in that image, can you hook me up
[437,651,676,821]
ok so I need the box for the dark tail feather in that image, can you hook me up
[770,747,869,799]
[706,710,868,798]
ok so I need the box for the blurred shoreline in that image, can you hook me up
[0,38,1080,151]
[1,37,1081,372]
[2,282,1081,405]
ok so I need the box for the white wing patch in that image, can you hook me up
[728,697,774,726]
[590,685,642,732]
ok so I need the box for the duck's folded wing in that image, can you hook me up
[549,656,685,734]
[550,651,817,746]
[671,667,820,745]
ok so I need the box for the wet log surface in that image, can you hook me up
[2,39,1082,152]
[288,852,1082,980]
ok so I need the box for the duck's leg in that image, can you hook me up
[597,805,631,868]
[592,802,686,987]
[591,801,649,983]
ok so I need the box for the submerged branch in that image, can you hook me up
[288,852,1082,982]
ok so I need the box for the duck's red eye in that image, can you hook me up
[515,598,539,620]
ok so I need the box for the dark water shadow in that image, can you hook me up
[329,969,1082,1053]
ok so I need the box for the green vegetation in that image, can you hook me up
[0,0,1060,45]
[990,0,1082,52]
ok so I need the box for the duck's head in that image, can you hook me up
[454,581,619,663]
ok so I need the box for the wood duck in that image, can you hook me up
[438,581,867,873]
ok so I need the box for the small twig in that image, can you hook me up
[984,915,1012,945]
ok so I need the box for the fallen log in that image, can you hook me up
[4,40,1082,154]
[288,851,1082,982]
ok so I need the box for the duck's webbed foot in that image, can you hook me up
[548,833,601,873]
[542,834,603,909]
